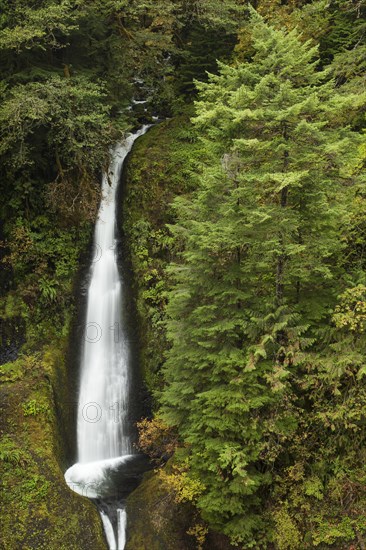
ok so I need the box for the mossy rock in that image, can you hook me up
[126,470,238,550]
[126,471,196,550]
[0,345,107,550]
[121,113,202,397]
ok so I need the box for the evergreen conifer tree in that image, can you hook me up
[161,9,364,544]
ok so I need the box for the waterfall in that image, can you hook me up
[65,126,149,550]
[101,511,117,549]
[117,509,127,549]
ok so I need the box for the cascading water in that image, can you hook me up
[65,126,150,550]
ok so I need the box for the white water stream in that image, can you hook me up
[65,127,149,549]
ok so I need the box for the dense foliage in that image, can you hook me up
[0,1,243,548]
[1,0,366,549]
[160,10,366,546]
[0,0,245,367]
[123,3,366,549]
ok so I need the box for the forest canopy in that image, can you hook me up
[1,0,366,549]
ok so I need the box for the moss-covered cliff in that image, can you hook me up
[122,117,238,550]
[125,471,196,550]
[0,339,108,549]
[121,115,196,549]
[121,113,201,394]
[0,223,108,549]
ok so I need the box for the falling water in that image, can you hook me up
[101,511,117,549]
[65,126,149,549]
[117,509,127,549]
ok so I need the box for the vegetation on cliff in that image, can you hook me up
[0,1,241,547]
[161,12,366,547]
[1,0,366,549]
[124,5,366,549]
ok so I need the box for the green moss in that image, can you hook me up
[0,359,24,383]
[0,343,107,549]
[0,212,107,548]
[273,508,302,550]
[122,112,202,396]
[126,471,195,550]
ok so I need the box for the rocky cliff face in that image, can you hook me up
[0,222,108,549]
[125,471,196,550]
[0,335,108,549]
